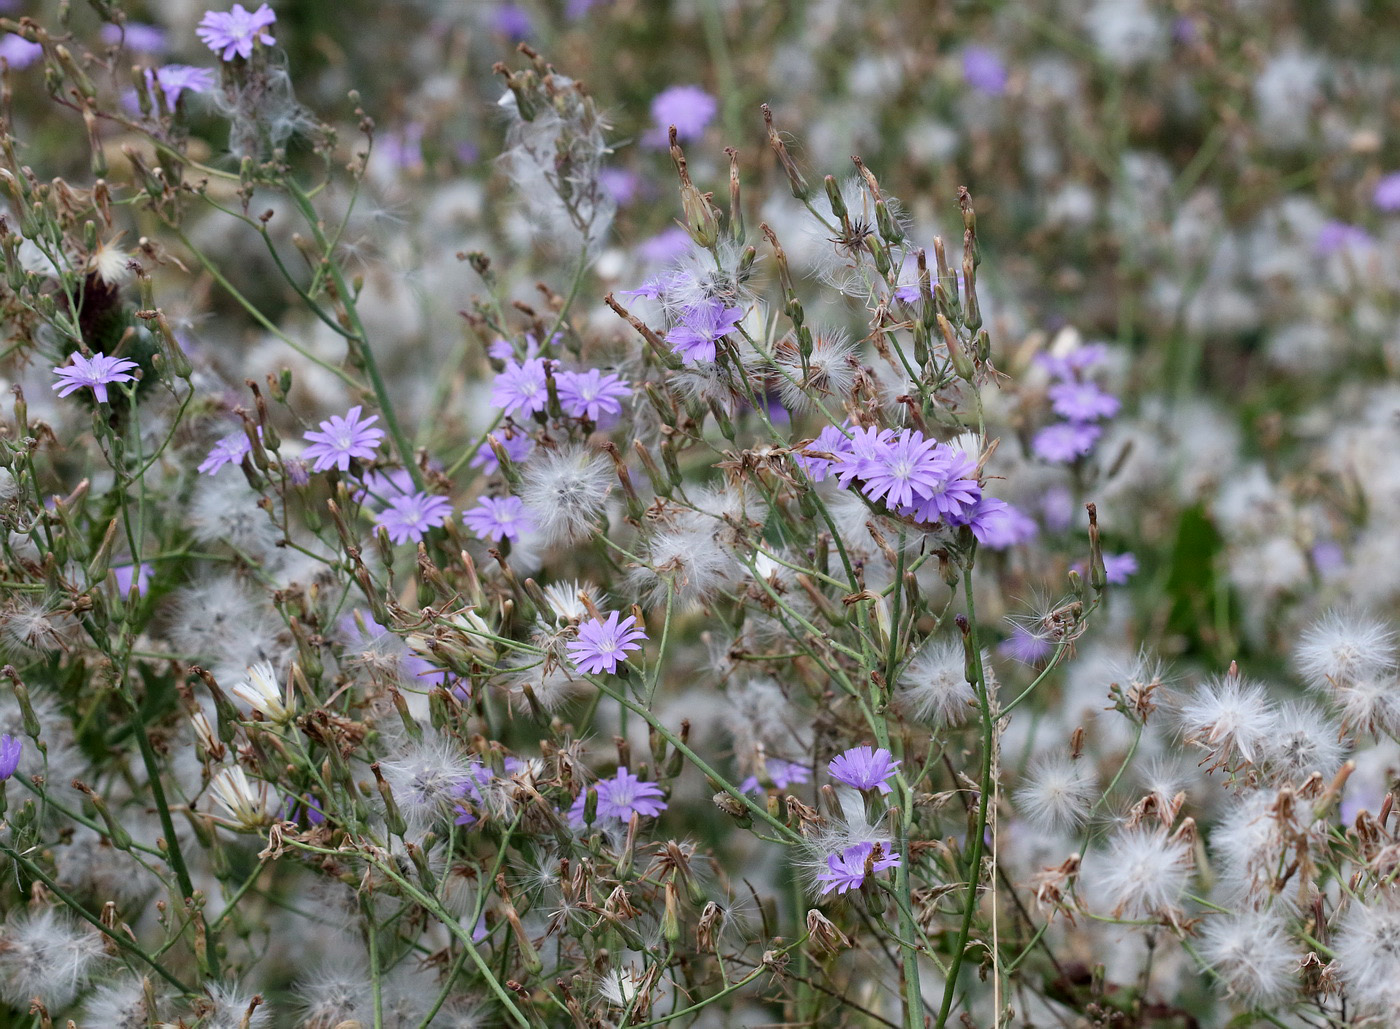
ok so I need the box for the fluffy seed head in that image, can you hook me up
[0,908,106,1008]
[1295,609,1396,689]
[898,638,977,727]
[1016,755,1099,832]
[1198,910,1299,1007]
[518,445,613,543]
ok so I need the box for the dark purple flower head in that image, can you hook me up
[1375,172,1400,213]
[566,611,648,675]
[649,85,717,146]
[567,766,668,826]
[494,3,532,39]
[962,45,1008,95]
[376,491,453,545]
[665,300,745,364]
[828,745,900,794]
[556,369,630,421]
[462,495,533,544]
[197,3,276,61]
[1047,381,1120,422]
[490,357,550,417]
[198,428,256,476]
[1032,421,1101,463]
[0,733,20,780]
[52,352,138,404]
[471,432,535,474]
[817,841,901,895]
[740,758,811,794]
[302,405,385,472]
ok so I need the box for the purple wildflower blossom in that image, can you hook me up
[795,424,854,482]
[555,369,631,421]
[828,745,900,795]
[858,430,951,510]
[665,300,745,364]
[0,733,20,780]
[494,3,532,40]
[462,495,533,544]
[302,405,385,472]
[1035,344,1110,381]
[1103,551,1139,584]
[598,168,641,206]
[197,3,276,61]
[1000,624,1053,665]
[566,611,648,675]
[101,22,167,52]
[1031,421,1101,463]
[470,432,535,475]
[740,758,811,794]
[198,428,256,476]
[52,352,138,404]
[949,497,1038,548]
[490,357,551,417]
[376,491,453,545]
[834,426,897,489]
[817,841,902,896]
[113,563,152,596]
[0,36,42,69]
[568,766,668,826]
[903,450,983,524]
[356,467,417,506]
[649,85,717,145]
[145,65,215,110]
[962,45,1008,95]
[282,793,326,826]
[1375,172,1400,213]
[1315,220,1372,257]
[1047,381,1120,421]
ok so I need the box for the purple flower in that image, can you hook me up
[52,352,138,404]
[834,426,897,489]
[1375,172,1400,213]
[470,432,535,475]
[858,430,951,510]
[555,369,630,421]
[101,22,167,52]
[356,467,417,506]
[494,3,532,40]
[1047,381,1120,422]
[1035,344,1110,381]
[962,45,1008,95]
[0,733,19,780]
[904,450,983,524]
[282,793,326,826]
[197,3,276,61]
[828,745,900,795]
[198,429,255,476]
[649,85,717,145]
[796,424,854,482]
[113,563,152,596]
[816,841,901,896]
[1103,551,1139,584]
[145,64,215,110]
[1031,422,1101,464]
[0,35,42,69]
[1000,624,1053,665]
[302,405,385,472]
[949,496,1038,548]
[598,168,641,206]
[568,766,668,826]
[665,301,745,364]
[376,491,453,545]
[638,227,693,264]
[740,758,811,794]
[462,495,533,544]
[566,611,648,675]
[1315,220,1372,257]
[490,357,550,417]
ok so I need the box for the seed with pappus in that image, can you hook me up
[567,611,647,675]
[0,908,106,1009]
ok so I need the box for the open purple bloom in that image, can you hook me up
[949,496,1038,549]
[816,841,901,896]
[834,426,897,489]
[649,85,717,145]
[52,352,138,404]
[555,369,630,421]
[1032,421,1100,463]
[1035,344,1110,381]
[197,3,276,61]
[376,491,453,545]
[1315,220,1372,257]
[302,405,385,472]
[665,300,745,364]
[0,733,20,780]
[796,424,854,482]
[145,64,215,110]
[962,45,1008,95]
[903,449,982,524]
[198,428,256,476]
[494,4,533,39]
[1047,381,1120,422]
[858,430,951,510]
[1375,172,1400,212]
[462,495,533,544]
[470,432,535,475]
[490,357,551,417]
[568,766,668,826]
[828,745,900,795]
[740,758,811,794]
[566,611,648,675]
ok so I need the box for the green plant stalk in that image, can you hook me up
[935,564,996,1028]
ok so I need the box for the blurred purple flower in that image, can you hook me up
[0,733,20,780]
[1000,624,1053,664]
[1375,173,1400,213]
[102,22,167,52]
[1102,551,1139,584]
[494,3,532,39]
[471,432,535,475]
[1315,220,1372,257]
[113,563,151,596]
[949,496,1038,548]
[638,227,694,264]
[145,64,216,111]
[817,841,901,895]
[740,758,810,794]
[649,85,717,146]
[198,428,255,476]
[1032,421,1100,463]
[665,300,744,364]
[598,168,641,206]
[1047,381,1120,421]
[0,35,42,68]
[962,46,1007,95]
